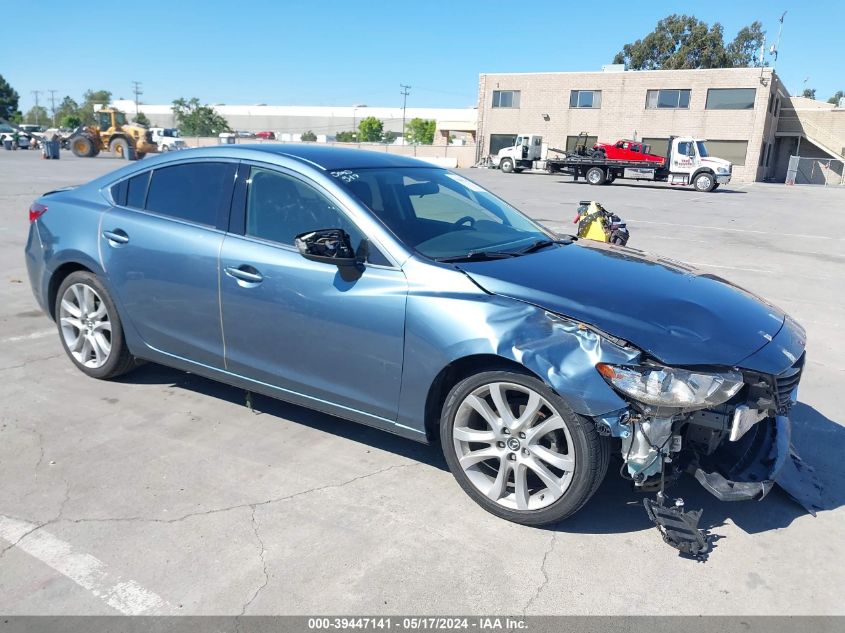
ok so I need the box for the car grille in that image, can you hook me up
[774,354,804,413]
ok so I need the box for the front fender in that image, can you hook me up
[396,261,638,435]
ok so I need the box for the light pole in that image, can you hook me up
[352,103,365,143]
[48,90,57,127]
[400,84,411,144]
[132,81,143,117]
[31,90,42,126]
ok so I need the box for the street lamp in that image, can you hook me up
[352,104,366,143]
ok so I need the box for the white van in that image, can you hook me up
[149,128,187,151]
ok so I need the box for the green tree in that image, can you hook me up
[79,89,112,125]
[358,116,383,142]
[404,118,436,145]
[55,96,80,125]
[301,130,317,142]
[24,105,49,126]
[133,112,151,126]
[726,22,766,66]
[381,130,399,144]
[827,90,844,105]
[802,88,816,99]
[335,130,357,142]
[613,15,765,70]
[0,74,20,121]
[61,114,82,129]
[172,97,230,136]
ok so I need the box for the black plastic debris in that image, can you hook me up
[644,493,710,560]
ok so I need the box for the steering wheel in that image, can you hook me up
[454,215,476,228]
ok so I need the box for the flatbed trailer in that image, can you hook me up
[495,134,733,192]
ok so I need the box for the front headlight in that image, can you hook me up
[596,363,743,409]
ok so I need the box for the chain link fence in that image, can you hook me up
[785,155,845,186]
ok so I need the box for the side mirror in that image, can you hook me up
[295,229,360,267]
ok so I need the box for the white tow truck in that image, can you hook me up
[492,134,733,192]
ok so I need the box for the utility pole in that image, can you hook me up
[48,90,57,126]
[30,90,42,125]
[400,84,411,144]
[132,81,143,116]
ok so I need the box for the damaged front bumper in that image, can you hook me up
[693,414,821,514]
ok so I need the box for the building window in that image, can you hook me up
[774,97,780,118]
[569,90,602,109]
[646,89,691,109]
[768,94,774,113]
[705,88,756,110]
[492,90,520,108]
[705,140,749,166]
[642,137,670,158]
[565,135,597,152]
[489,134,517,155]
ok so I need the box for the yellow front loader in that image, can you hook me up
[69,108,158,160]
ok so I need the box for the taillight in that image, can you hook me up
[29,202,47,223]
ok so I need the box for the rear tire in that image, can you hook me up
[440,370,609,526]
[586,166,606,185]
[55,271,136,380]
[500,158,514,174]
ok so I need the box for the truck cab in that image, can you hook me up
[666,137,732,191]
[494,134,544,173]
[149,127,187,151]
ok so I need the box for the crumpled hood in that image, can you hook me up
[458,242,786,367]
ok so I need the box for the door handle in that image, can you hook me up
[102,229,129,245]
[224,265,264,284]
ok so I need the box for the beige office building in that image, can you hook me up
[476,67,795,182]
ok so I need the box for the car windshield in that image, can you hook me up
[333,168,553,260]
[696,141,709,157]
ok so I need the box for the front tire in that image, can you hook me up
[109,137,129,159]
[71,135,94,158]
[440,370,608,526]
[693,172,716,192]
[55,271,136,380]
[500,158,514,173]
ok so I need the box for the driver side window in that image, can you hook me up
[246,167,361,247]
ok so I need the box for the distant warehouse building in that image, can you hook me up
[111,100,476,143]
[475,66,836,183]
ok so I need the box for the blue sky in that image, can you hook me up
[2,0,842,114]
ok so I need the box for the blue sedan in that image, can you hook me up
[24,145,813,552]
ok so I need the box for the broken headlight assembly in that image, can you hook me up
[596,363,743,410]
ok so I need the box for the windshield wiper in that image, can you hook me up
[435,250,519,263]
[513,236,575,254]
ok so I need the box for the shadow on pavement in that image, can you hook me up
[555,179,748,194]
[119,362,448,471]
[121,365,842,537]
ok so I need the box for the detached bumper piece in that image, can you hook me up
[693,415,822,513]
[643,492,709,559]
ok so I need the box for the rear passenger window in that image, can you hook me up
[126,171,150,208]
[145,162,233,226]
[110,180,127,206]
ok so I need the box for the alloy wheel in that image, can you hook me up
[452,382,576,511]
[59,283,112,368]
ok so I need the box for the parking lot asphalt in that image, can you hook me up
[1,150,843,615]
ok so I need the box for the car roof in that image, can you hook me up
[217,144,437,171]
